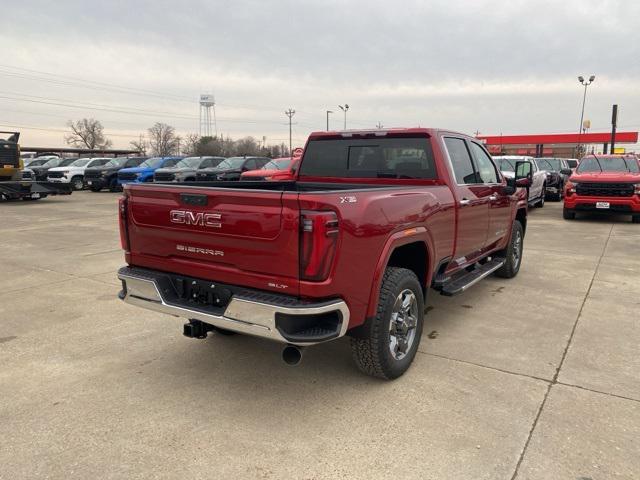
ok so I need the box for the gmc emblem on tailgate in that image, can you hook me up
[170,210,222,228]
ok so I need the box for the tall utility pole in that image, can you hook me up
[610,104,618,153]
[326,110,333,131]
[577,75,595,157]
[285,108,295,155]
[338,104,349,129]
[376,121,383,129]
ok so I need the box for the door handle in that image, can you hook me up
[459,198,471,206]
[489,194,498,201]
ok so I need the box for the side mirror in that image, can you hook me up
[560,168,572,176]
[516,178,531,187]
[515,160,533,183]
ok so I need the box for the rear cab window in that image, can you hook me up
[299,137,437,179]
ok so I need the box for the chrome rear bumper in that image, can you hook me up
[117,266,350,346]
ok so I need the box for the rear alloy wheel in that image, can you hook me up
[350,267,424,379]
[71,176,84,191]
[563,208,576,220]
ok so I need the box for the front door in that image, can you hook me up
[443,137,490,264]
[468,141,512,248]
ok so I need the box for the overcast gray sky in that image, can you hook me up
[1,0,639,149]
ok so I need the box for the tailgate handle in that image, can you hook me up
[180,193,208,206]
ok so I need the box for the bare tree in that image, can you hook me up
[129,134,148,156]
[183,133,200,155]
[148,123,180,156]
[65,118,112,149]
[234,136,260,156]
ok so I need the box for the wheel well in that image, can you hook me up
[387,241,428,289]
[516,208,527,235]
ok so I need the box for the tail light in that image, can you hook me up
[118,196,130,251]
[299,211,339,281]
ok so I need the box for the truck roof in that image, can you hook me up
[307,128,471,140]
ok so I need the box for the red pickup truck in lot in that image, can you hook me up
[117,128,530,379]
[562,154,640,222]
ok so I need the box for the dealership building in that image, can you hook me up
[477,131,639,158]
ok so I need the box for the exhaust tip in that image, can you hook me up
[282,344,303,366]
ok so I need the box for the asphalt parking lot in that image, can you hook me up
[1,192,638,479]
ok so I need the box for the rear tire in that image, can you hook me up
[563,208,576,220]
[495,220,524,279]
[350,267,424,380]
[632,215,640,224]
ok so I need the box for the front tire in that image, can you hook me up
[563,208,576,220]
[632,215,640,224]
[495,220,524,279]
[71,176,84,191]
[350,267,424,380]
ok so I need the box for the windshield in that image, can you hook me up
[174,157,203,168]
[262,158,292,170]
[494,158,515,172]
[70,159,91,167]
[537,158,562,171]
[60,158,80,167]
[104,158,126,167]
[198,157,225,168]
[215,157,246,169]
[124,158,144,168]
[28,159,48,167]
[42,158,63,167]
[577,156,640,173]
[139,157,163,168]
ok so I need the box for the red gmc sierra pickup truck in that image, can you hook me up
[117,128,530,379]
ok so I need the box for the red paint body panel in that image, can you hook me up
[121,128,527,330]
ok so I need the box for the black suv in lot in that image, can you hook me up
[153,156,225,182]
[536,157,572,201]
[84,157,146,192]
[196,156,271,181]
[29,157,77,181]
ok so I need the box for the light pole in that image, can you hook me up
[577,75,595,157]
[338,104,349,129]
[326,110,333,131]
[284,108,295,156]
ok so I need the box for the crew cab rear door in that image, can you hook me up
[124,184,300,293]
[443,137,490,262]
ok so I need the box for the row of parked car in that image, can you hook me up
[492,156,578,208]
[493,154,640,222]
[22,154,301,192]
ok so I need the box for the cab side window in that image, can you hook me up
[444,137,477,184]
[469,142,499,184]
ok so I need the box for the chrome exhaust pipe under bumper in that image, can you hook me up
[282,344,304,366]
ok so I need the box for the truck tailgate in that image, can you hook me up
[124,185,300,293]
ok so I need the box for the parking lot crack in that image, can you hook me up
[510,223,615,480]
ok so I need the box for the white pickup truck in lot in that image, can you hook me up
[47,157,111,190]
[493,155,548,207]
